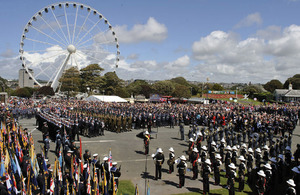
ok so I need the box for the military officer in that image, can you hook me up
[177,155,187,188]
[238,156,246,192]
[191,148,199,180]
[144,131,150,155]
[227,163,236,195]
[168,147,175,174]
[152,148,165,180]
[202,159,212,195]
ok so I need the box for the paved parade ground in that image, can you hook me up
[19,117,300,195]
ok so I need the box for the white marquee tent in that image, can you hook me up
[85,95,128,103]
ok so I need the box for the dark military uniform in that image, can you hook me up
[153,151,165,180]
[177,158,187,188]
[202,162,211,194]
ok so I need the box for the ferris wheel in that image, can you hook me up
[19,2,120,91]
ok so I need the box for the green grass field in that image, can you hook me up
[116,171,253,195]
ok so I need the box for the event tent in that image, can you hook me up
[85,95,127,103]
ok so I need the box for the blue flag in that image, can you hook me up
[14,155,22,177]
[0,161,5,177]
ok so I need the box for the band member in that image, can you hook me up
[144,131,150,155]
[152,148,165,180]
[177,155,187,188]
[191,148,199,180]
[168,147,175,174]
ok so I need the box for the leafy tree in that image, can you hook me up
[211,83,224,91]
[80,64,104,92]
[0,77,7,92]
[115,87,130,98]
[283,74,300,89]
[242,85,262,98]
[126,80,153,98]
[263,79,283,93]
[37,86,55,96]
[190,84,200,96]
[12,88,32,98]
[172,84,191,98]
[103,72,124,95]
[170,77,190,86]
[152,80,175,96]
[59,67,81,94]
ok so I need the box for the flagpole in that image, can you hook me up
[145,154,147,195]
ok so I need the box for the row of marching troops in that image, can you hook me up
[0,107,121,195]
[35,99,299,135]
[144,120,300,195]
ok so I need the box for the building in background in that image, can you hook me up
[19,68,34,88]
[274,83,300,102]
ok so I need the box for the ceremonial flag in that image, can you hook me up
[147,180,150,195]
[49,177,55,195]
[5,171,12,193]
[80,138,83,174]
[58,151,62,168]
[0,160,5,177]
[108,149,112,173]
[102,168,108,195]
[21,175,26,195]
[87,164,91,194]
[11,172,19,194]
[4,148,10,168]
[14,155,21,177]
[10,154,17,174]
[112,174,116,195]
[135,184,139,195]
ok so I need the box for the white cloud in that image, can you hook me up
[114,17,168,44]
[0,48,15,58]
[191,25,300,83]
[235,12,262,28]
[127,53,139,60]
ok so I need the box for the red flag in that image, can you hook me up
[80,138,83,174]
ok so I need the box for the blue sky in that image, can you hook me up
[1,0,300,84]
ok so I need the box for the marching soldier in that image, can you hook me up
[247,148,254,184]
[168,147,175,174]
[231,146,238,165]
[152,148,165,180]
[191,148,199,180]
[238,156,246,192]
[286,179,297,195]
[263,163,272,194]
[73,120,80,141]
[177,155,187,188]
[256,170,267,195]
[262,145,269,163]
[92,154,101,182]
[55,130,62,156]
[188,138,195,160]
[144,131,150,155]
[44,134,50,159]
[200,145,208,163]
[83,149,91,165]
[110,162,121,193]
[293,144,300,165]
[196,131,203,154]
[213,153,222,185]
[255,148,262,169]
[202,159,212,195]
[227,163,236,195]
[225,145,232,177]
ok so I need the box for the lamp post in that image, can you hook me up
[87,87,90,96]
[236,87,238,99]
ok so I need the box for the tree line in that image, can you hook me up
[1,65,299,101]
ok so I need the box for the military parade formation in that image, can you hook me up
[0,97,299,194]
